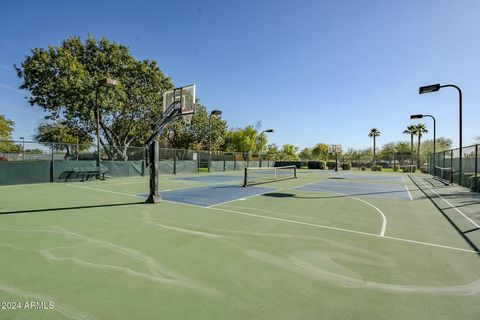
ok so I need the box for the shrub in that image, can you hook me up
[464,173,477,189]
[371,165,383,171]
[341,163,351,170]
[308,161,326,169]
[401,165,417,173]
[0,156,8,161]
[377,161,390,168]
[326,161,336,170]
[360,166,366,171]
[393,165,400,172]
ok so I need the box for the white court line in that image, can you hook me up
[294,186,387,237]
[163,200,478,254]
[404,184,413,201]
[67,182,479,255]
[65,184,146,199]
[411,174,480,228]
[207,188,281,208]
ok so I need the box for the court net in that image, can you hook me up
[433,166,453,184]
[243,165,297,187]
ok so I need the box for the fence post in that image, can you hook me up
[50,143,54,182]
[475,145,478,192]
[450,149,453,171]
[173,149,177,174]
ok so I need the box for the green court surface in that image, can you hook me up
[1,170,479,319]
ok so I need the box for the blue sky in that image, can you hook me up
[1,0,479,150]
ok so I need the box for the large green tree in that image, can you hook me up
[298,148,311,161]
[224,125,259,154]
[159,104,227,150]
[311,143,329,160]
[15,36,172,159]
[277,144,299,160]
[263,144,279,160]
[33,120,93,159]
[420,138,452,163]
[0,114,20,153]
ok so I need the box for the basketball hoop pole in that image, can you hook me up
[145,85,196,203]
[145,108,180,203]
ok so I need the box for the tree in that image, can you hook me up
[420,138,452,163]
[298,148,312,161]
[412,123,428,168]
[159,104,227,150]
[15,36,172,159]
[0,114,21,152]
[311,143,329,160]
[368,128,381,164]
[403,125,416,167]
[224,125,259,155]
[277,144,299,160]
[379,142,396,163]
[263,144,279,160]
[33,121,93,159]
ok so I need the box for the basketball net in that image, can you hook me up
[182,113,193,125]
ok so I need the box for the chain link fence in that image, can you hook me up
[429,144,479,192]
[0,140,276,185]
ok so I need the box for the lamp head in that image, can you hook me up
[99,78,119,86]
[410,114,423,119]
[210,110,222,116]
[419,84,440,94]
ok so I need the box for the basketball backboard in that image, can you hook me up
[328,144,342,154]
[163,84,196,124]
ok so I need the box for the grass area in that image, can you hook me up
[0,170,479,319]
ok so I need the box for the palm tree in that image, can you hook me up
[368,128,381,165]
[403,125,416,171]
[413,123,428,168]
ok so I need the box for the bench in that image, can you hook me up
[65,166,108,182]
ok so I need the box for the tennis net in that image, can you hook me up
[433,166,453,184]
[243,165,297,186]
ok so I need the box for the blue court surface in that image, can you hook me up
[339,173,404,181]
[172,175,241,183]
[294,180,411,200]
[159,184,276,206]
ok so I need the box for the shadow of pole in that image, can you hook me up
[408,175,480,256]
[0,202,145,215]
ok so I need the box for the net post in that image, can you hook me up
[243,167,248,187]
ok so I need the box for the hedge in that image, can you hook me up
[308,161,326,169]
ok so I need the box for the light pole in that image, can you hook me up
[95,77,118,169]
[410,113,436,157]
[419,84,462,184]
[19,137,25,160]
[208,110,222,172]
[259,129,274,167]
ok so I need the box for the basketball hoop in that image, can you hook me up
[182,113,193,125]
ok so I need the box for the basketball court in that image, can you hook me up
[1,169,479,319]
